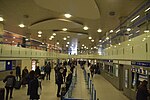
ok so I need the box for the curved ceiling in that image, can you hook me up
[29,18,83,30]
[33,0,100,19]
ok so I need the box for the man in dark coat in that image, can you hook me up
[3,71,16,100]
[16,65,21,81]
[56,68,64,97]
[136,80,150,100]
[45,63,51,80]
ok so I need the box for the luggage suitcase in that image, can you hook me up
[14,81,21,89]
[0,88,5,100]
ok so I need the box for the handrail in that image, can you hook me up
[83,69,98,100]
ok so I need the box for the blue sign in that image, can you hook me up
[131,61,150,67]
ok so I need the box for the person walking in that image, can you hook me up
[45,63,51,80]
[16,65,21,81]
[56,68,64,97]
[3,71,16,100]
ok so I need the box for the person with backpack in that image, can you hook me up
[3,71,16,100]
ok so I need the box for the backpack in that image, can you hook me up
[6,77,14,87]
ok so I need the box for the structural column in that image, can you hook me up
[0,23,4,42]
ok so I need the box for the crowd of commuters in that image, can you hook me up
[2,59,76,100]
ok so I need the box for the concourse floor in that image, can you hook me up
[0,69,60,100]
[92,74,129,100]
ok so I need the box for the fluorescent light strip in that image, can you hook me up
[116,29,120,33]
[131,15,140,22]
[145,7,150,12]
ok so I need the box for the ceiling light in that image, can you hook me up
[12,41,14,43]
[97,29,102,32]
[38,34,41,37]
[53,33,56,36]
[110,30,113,33]
[49,38,52,40]
[67,42,70,44]
[13,37,15,39]
[116,29,120,33]
[62,28,67,31]
[83,26,88,30]
[91,48,93,50]
[114,46,116,48]
[5,39,7,41]
[38,31,42,34]
[19,24,25,28]
[118,43,121,45]
[42,42,44,44]
[128,44,130,46]
[106,37,109,40]
[86,47,88,49]
[94,46,96,49]
[0,17,4,21]
[144,29,150,33]
[88,36,92,39]
[145,7,150,12]
[67,36,70,38]
[131,15,140,22]
[51,36,54,38]
[91,39,94,42]
[136,30,140,33]
[127,28,131,32]
[81,47,83,49]
[128,39,131,41]
[84,46,86,48]
[25,38,29,41]
[57,42,59,45]
[63,37,67,40]
[82,44,84,46]
[64,14,72,18]
[66,45,68,47]
[99,40,102,42]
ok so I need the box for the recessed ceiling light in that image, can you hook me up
[91,39,94,42]
[13,37,15,39]
[42,42,44,44]
[66,45,68,47]
[64,14,72,18]
[83,26,88,30]
[53,33,56,36]
[38,34,41,37]
[38,31,42,34]
[57,42,59,45]
[49,38,52,40]
[67,36,70,38]
[99,40,102,42]
[97,29,102,32]
[128,39,131,41]
[88,36,92,39]
[67,42,70,44]
[51,36,54,38]
[12,41,14,43]
[5,39,7,41]
[118,43,121,45]
[106,37,109,40]
[82,44,84,46]
[127,28,131,31]
[62,28,67,31]
[25,38,29,41]
[19,24,25,28]
[63,37,67,40]
[0,17,4,21]
[110,30,113,33]
[128,44,130,46]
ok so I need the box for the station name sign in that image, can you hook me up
[131,61,150,67]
